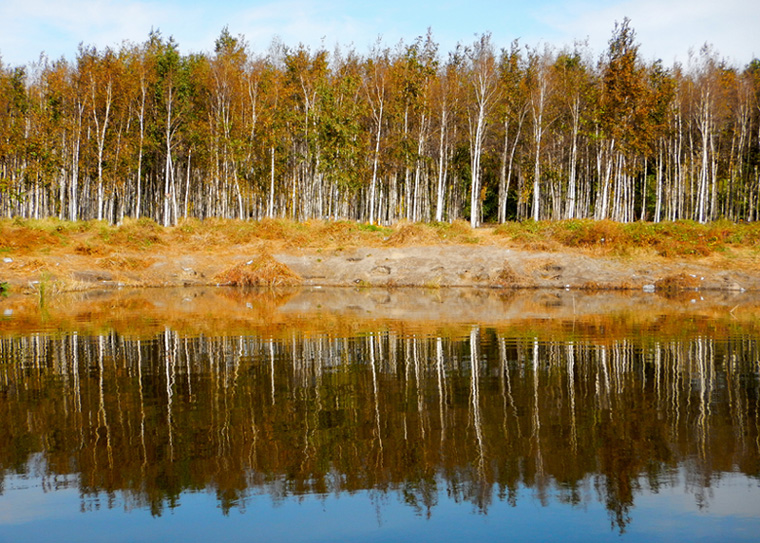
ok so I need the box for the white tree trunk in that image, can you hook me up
[268,146,276,218]
[369,101,383,224]
[435,105,447,222]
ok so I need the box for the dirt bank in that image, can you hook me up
[276,245,759,291]
[1,220,758,294]
[2,243,758,295]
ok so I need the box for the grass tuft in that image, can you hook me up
[97,254,154,271]
[384,222,440,246]
[654,273,701,291]
[384,220,478,246]
[490,261,520,288]
[214,253,301,287]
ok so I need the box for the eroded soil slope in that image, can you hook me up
[1,219,758,293]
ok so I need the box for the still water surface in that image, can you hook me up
[1,288,759,541]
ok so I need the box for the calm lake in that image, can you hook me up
[1,287,759,542]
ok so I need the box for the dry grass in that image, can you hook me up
[493,219,760,258]
[522,257,562,275]
[384,223,440,246]
[8,258,49,273]
[214,253,301,287]
[4,217,759,259]
[580,281,634,291]
[309,220,369,245]
[74,242,110,256]
[490,261,521,288]
[655,273,702,291]
[579,281,603,290]
[0,219,71,254]
[97,254,154,271]
[383,220,477,246]
[6,217,757,260]
[102,217,167,250]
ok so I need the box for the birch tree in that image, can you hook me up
[1,25,759,224]
[464,33,499,227]
[525,44,555,221]
[495,42,528,223]
[553,45,591,219]
[363,42,391,224]
[597,19,646,220]
[210,27,248,219]
[432,55,463,222]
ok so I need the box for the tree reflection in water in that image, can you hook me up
[0,324,759,531]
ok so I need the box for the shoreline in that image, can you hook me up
[2,244,758,294]
[2,219,759,295]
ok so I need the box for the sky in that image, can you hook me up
[0,0,757,69]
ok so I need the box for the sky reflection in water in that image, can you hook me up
[1,469,758,542]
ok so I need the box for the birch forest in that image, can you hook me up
[1,20,759,226]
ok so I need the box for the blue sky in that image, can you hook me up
[1,0,757,68]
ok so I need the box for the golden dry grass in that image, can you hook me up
[654,273,702,291]
[489,261,521,288]
[96,254,154,271]
[493,218,760,259]
[383,220,477,246]
[3,217,759,259]
[73,242,111,256]
[214,253,301,287]
[383,223,441,246]
[8,258,49,273]
[0,220,68,254]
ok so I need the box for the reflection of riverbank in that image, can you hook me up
[1,287,759,338]
[1,326,758,531]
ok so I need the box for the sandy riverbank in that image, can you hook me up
[1,219,759,294]
[2,243,758,294]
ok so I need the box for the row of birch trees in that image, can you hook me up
[1,21,759,226]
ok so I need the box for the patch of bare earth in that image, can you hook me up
[0,221,758,294]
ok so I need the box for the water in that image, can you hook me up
[1,288,759,541]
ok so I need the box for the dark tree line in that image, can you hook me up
[1,21,759,226]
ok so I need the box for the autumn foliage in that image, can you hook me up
[1,23,759,227]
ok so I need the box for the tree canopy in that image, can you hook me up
[1,25,759,224]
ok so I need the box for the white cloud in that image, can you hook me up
[227,1,383,53]
[2,0,757,68]
[536,0,758,66]
[0,0,177,65]
[0,0,383,66]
